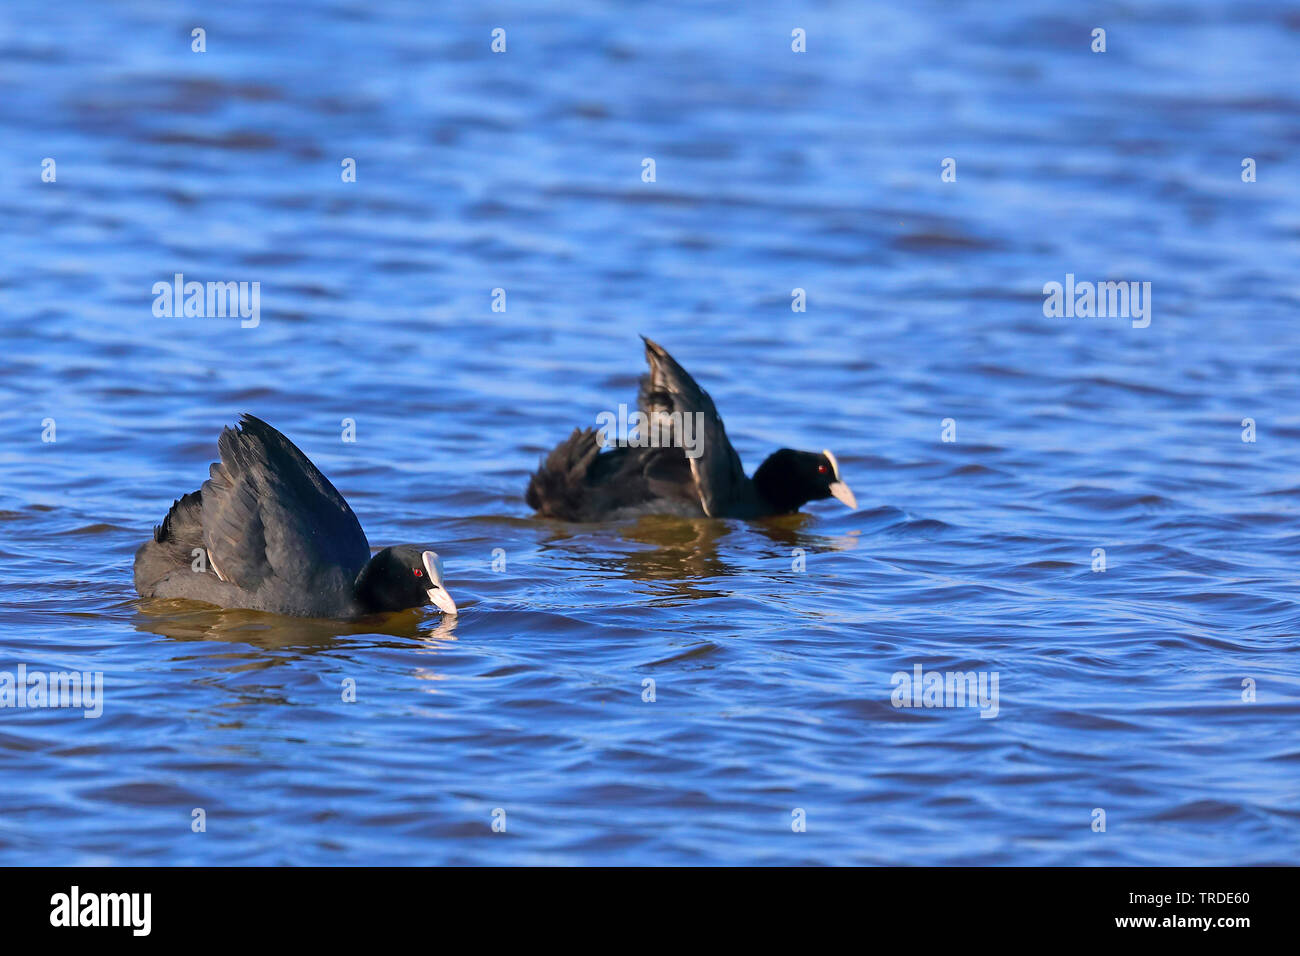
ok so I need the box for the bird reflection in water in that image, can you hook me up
[133,599,460,654]
[535,513,861,604]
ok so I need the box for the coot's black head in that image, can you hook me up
[752,449,858,515]
[355,546,457,615]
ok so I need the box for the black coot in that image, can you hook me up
[134,415,457,618]
[525,337,857,521]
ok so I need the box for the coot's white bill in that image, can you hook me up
[422,550,458,616]
[822,449,858,510]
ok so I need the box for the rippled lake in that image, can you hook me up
[1,0,1298,865]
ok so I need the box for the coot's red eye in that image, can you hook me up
[413,568,423,577]
[818,464,828,474]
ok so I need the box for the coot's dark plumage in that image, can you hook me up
[525,337,857,521]
[134,415,457,618]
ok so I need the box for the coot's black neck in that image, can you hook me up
[751,454,805,515]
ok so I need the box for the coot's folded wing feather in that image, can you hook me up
[200,414,371,594]
[636,336,746,517]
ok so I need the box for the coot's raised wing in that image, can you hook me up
[636,336,747,517]
[200,414,371,595]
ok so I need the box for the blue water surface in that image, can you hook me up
[0,0,1298,864]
